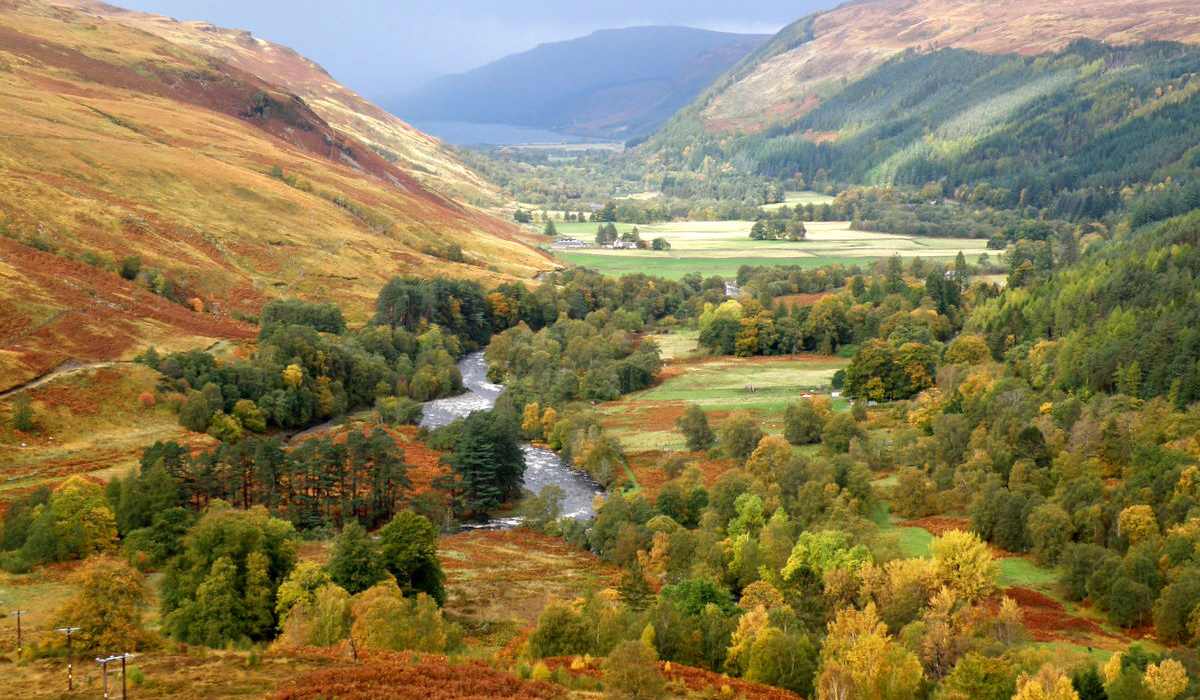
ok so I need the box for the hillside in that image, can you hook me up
[393,26,766,140]
[691,0,1200,133]
[641,0,1200,219]
[45,0,506,206]
[0,0,554,392]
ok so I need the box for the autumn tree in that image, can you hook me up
[930,530,997,604]
[602,640,666,700]
[21,475,118,564]
[278,583,352,648]
[350,581,448,652]
[52,556,153,651]
[745,435,793,484]
[1013,665,1080,700]
[815,603,923,700]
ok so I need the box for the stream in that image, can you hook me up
[420,351,602,530]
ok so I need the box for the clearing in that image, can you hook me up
[551,220,988,279]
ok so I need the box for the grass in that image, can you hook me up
[759,191,836,210]
[868,501,935,558]
[648,330,700,360]
[597,354,849,452]
[998,557,1060,588]
[551,220,989,279]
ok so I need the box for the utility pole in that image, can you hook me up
[10,609,27,651]
[96,653,133,699]
[55,626,82,690]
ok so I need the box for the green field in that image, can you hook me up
[598,352,849,452]
[759,190,836,211]
[551,220,988,279]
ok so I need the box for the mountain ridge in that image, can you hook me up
[393,25,767,140]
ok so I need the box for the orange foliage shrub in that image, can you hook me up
[138,391,157,407]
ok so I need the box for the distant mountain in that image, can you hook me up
[392,26,767,140]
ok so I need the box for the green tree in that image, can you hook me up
[602,640,667,700]
[822,413,865,453]
[449,411,525,516]
[1027,503,1073,565]
[10,392,34,432]
[719,411,763,460]
[543,219,558,237]
[327,521,385,595]
[784,400,825,445]
[677,403,716,452]
[161,506,297,645]
[179,391,211,432]
[378,510,445,605]
[529,602,592,657]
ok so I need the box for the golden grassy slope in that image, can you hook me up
[46,0,507,206]
[0,0,553,390]
[703,0,1200,130]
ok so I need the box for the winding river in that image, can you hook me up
[420,352,602,529]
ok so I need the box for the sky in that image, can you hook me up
[113,0,836,103]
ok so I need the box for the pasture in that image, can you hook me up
[551,220,988,279]
[597,352,849,452]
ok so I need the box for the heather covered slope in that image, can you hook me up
[46,0,506,205]
[0,0,553,391]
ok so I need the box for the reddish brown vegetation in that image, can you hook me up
[999,587,1124,644]
[543,656,802,700]
[274,662,560,700]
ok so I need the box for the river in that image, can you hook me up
[420,351,602,529]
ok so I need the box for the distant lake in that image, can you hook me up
[410,120,618,147]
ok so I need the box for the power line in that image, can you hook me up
[55,627,82,691]
[95,653,134,700]
[10,609,27,651]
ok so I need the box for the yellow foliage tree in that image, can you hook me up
[541,406,558,440]
[739,581,785,611]
[521,401,542,438]
[1144,659,1189,700]
[745,435,793,484]
[350,581,447,653]
[282,364,304,388]
[930,530,997,604]
[1012,664,1080,700]
[725,604,769,675]
[1117,505,1159,545]
[815,603,923,700]
[52,556,153,651]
